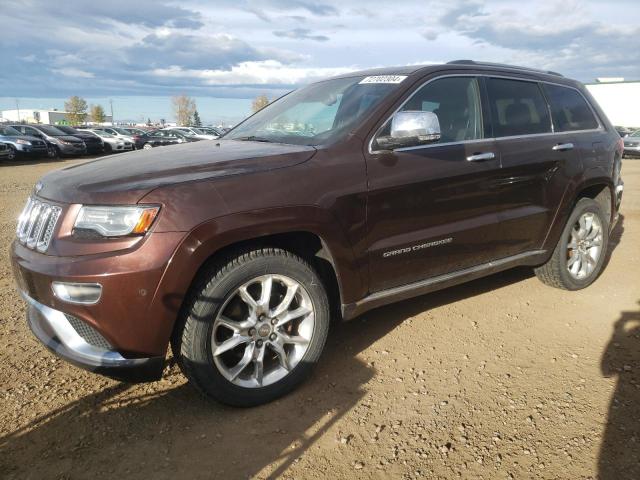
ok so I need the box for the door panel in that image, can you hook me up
[365,75,507,293]
[493,133,578,255]
[365,140,504,292]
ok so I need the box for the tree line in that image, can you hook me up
[62,93,272,126]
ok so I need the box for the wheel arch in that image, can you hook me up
[155,207,363,354]
[542,178,615,255]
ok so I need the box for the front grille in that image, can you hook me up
[16,197,62,253]
[625,142,639,147]
[65,314,112,350]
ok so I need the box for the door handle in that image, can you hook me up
[552,142,574,151]
[466,152,495,162]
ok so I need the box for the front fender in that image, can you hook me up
[146,206,364,352]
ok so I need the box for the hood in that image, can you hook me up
[37,139,316,204]
[52,135,84,143]
[72,132,101,141]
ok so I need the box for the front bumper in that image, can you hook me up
[57,143,87,155]
[23,292,164,382]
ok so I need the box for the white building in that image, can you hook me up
[585,80,640,129]
[0,108,112,125]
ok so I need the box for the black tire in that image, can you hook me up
[7,146,16,161]
[535,198,609,290]
[47,146,58,159]
[104,143,113,154]
[174,247,330,407]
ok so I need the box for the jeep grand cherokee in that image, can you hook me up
[11,61,624,406]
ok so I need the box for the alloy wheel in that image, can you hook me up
[211,274,315,388]
[567,212,603,280]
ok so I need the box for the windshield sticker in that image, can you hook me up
[359,75,408,84]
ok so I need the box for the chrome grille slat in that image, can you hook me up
[16,196,62,253]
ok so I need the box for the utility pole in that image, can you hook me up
[15,99,20,123]
[109,99,114,126]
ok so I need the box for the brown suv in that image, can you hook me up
[11,61,624,406]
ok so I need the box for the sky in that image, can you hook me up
[1,0,639,123]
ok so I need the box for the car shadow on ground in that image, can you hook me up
[598,301,640,479]
[0,264,539,479]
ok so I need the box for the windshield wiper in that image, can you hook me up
[234,135,273,143]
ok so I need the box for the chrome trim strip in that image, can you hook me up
[361,250,546,306]
[368,72,605,155]
[22,292,148,368]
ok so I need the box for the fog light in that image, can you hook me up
[52,282,102,305]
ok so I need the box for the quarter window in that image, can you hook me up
[487,78,551,137]
[542,84,599,131]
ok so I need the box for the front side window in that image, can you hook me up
[227,76,404,146]
[373,76,483,149]
[487,78,551,137]
[543,84,599,132]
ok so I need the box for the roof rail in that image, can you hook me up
[447,60,564,77]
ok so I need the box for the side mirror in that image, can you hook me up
[376,111,441,150]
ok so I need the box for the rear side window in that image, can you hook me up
[487,78,551,137]
[542,84,599,131]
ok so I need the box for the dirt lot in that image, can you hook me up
[0,156,638,480]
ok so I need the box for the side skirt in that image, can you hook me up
[341,250,547,320]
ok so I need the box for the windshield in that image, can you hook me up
[91,130,114,138]
[56,126,79,134]
[226,75,404,146]
[631,130,640,137]
[113,128,130,135]
[36,125,67,136]
[0,126,22,136]
[177,129,195,136]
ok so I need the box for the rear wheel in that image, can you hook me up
[535,198,609,290]
[174,248,330,406]
[7,146,16,161]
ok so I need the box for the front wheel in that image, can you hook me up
[7,146,16,161]
[143,142,153,150]
[535,198,609,290]
[174,248,330,406]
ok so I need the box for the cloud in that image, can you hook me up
[273,28,330,41]
[151,60,354,85]
[1,0,639,101]
[51,68,95,79]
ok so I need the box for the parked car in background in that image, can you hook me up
[93,126,136,144]
[54,125,104,154]
[79,128,134,153]
[161,128,204,143]
[198,126,225,137]
[132,130,180,149]
[615,126,634,138]
[623,130,640,158]
[0,125,49,160]
[169,126,218,140]
[0,142,10,160]
[10,124,86,157]
[122,127,147,136]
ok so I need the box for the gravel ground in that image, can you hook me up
[0,156,638,480]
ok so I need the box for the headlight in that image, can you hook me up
[59,139,71,145]
[16,139,31,145]
[74,205,160,237]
